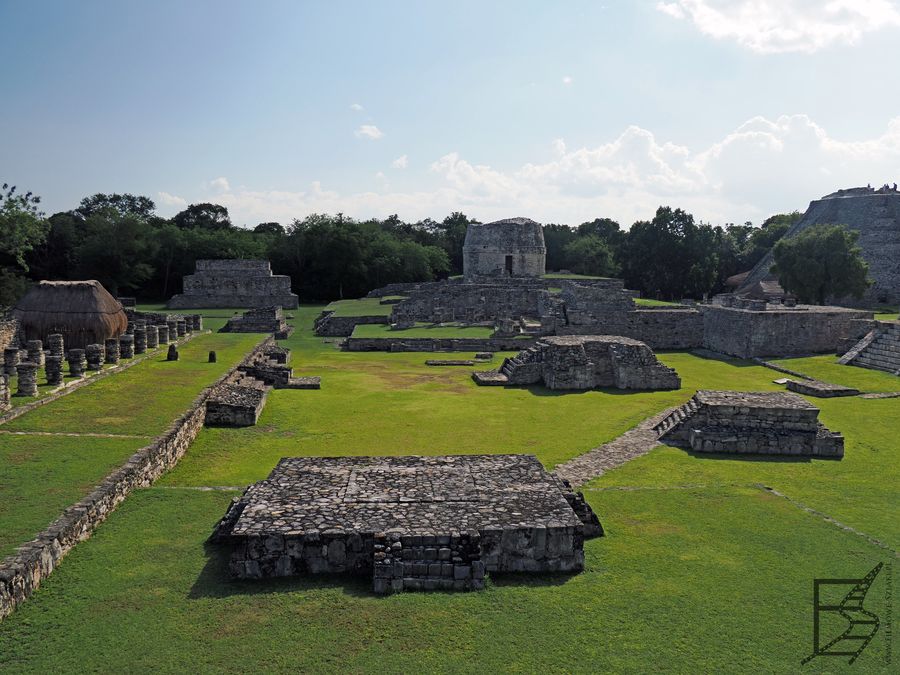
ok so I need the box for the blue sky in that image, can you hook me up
[3,0,900,227]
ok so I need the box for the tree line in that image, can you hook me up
[4,183,865,307]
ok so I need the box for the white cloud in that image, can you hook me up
[208,176,230,192]
[355,124,384,140]
[157,191,186,207]
[375,171,387,181]
[391,154,408,169]
[656,0,900,53]
[562,75,573,85]
[158,115,900,230]
[350,103,364,111]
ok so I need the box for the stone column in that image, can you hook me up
[176,319,187,338]
[15,362,38,396]
[67,349,87,377]
[0,373,9,409]
[126,322,135,335]
[166,319,178,341]
[3,347,20,376]
[157,324,170,344]
[105,338,120,364]
[26,340,45,367]
[192,314,203,331]
[167,344,179,361]
[146,325,159,349]
[47,333,65,359]
[45,356,63,386]
[134,327,147,354]
[85,344,104,370]
[119,334,135,359]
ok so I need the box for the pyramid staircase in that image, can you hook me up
[839,322,900,376]
[652,397,700,440]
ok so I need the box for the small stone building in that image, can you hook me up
[655,390,844,457]
[12,280,128,350]
[167,260,299,309]
[463,217,546,281]
[211,454,601,594]
[220,306,293,338]
[474,335,680,390]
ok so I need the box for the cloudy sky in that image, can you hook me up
[3,0,900,227]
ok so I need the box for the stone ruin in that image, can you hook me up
[654,390,844,458]
[473,335,680,391]
[839,320,900,376]
[204,342,320,427]
[0,373,9,411]
[220,306,293,339]
[210,454,602,594]
[463,217,546,281]
[167,259,299,309]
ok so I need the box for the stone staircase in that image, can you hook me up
[498,342,547,384]
[840,322,900,375]
[652,397,700,440]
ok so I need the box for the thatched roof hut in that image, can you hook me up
[12,280,128,349]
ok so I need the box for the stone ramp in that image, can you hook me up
[840,322,900,376]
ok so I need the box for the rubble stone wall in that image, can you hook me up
[0,319,19,352]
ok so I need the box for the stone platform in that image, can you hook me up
[168,259,299,309]
[211,455,602,594]
[474,335,680,391]
[785,379,859,398]
[655,390,844,458]
[220,306,294,338]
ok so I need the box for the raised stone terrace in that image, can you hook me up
[220,306,294,339]
[839,321,900,376]
[168,259,299,309]
[655,390,844,458]
[211,454,602,593]
[473,335,680,390]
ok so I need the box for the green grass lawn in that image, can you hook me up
[768,354,900,393]
[350,322,494,339]
[324,297,394,317]
[634,297,682,307]
[1,304,897,671]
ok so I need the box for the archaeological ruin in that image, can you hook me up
[210,454,602,593]
[463,217,546,281]
[654,390,844,458]
[473,335,680,390]
[167,259,299,309]
[839,320,900,376]
[220,306,294,338]
[737,186,900,306]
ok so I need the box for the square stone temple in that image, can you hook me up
[167,259,299,309]
[211,455,602,594]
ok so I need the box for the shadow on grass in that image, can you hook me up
[682,448,814,463]
[683,350,757,368]
[190,541,583,599]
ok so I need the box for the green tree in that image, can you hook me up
[76,193,156,219]
[173,203,232,230]
[563,235,617,277]
[0,184,49,306]
[74,208,159,295]
[772,223,870,304]
[542,223,577,271]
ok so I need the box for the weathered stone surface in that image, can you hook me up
[44,356,63,386]
[839,321,900,376]
[655,390,843,458]
[167,344,179,361]
[133,327,147,354]
[167,259,299,309]
[785,379,860,398]
[480,335,680,391]
[85,344,104,371]
[0,319,19,354]
[738,186,900,306]
[119,334,135,359]
[25,340,44,368]
[463,217,546,281]
[146,325,159,349]
[66,349,86,377]
[211,455,601,593]
[3,348,20,377]
[205,375,270,427]
[104,338,120,364]
[46,333,64,359]
[0,373,9,410]
[220,306,293,338]
[14,361,38,396]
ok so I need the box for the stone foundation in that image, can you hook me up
[211,454,601,594]
[167,259,299,309]
[220,306,293,337]
[655,390,843,458]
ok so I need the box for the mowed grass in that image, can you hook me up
[325,297,394,317]
[350,322,494,338]
[4,331,261,436]
[0,433,149,558]
[0,485,892,673]
[1,304,897,671]
[769,354,900,393]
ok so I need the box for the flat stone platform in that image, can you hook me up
[785,378,860,398]
[212,455,601,593]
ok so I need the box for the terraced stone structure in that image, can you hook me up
[655,390,844,458]
[839,321,900,376]
[211,454,602,593]
[220,306,293,338]
[167,259,299,309]
[474,335,680,390]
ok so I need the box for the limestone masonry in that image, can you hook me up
[738,186,900,306]
[473,335,680,390]
[167,259,299,309]
[211,454,602,593]
[463,217,546,281]
[839,320,900,376]
[655,390,844,458]
[220,306,294,338]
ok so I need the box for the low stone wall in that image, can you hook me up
[345,336,536,352]
[313,311,390,337]
[0,335,270,620]
[556,309,704,350]
[702,305,873,358]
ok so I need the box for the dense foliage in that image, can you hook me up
[772,223,870,304]
[1,184,803,304]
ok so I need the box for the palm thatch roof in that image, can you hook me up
[12,280,128,349]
